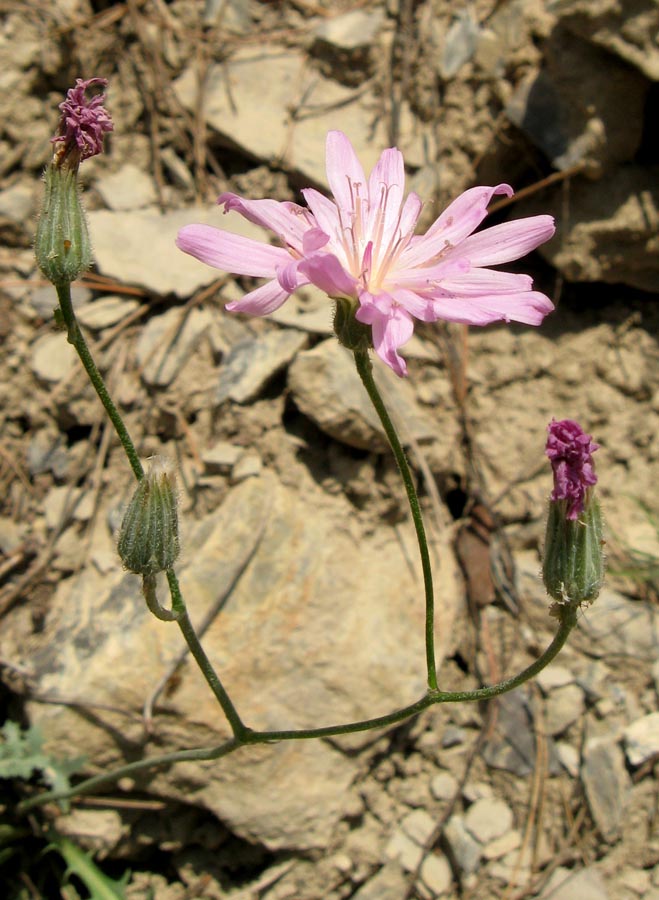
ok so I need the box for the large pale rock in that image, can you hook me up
[16,473,455,850]
[87,207,266,297]
[174,47,434,187]
[288,339,438,451]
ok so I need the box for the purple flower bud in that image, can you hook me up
[51,77,113,168]
[546,419,599,521]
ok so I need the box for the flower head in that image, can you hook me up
[177,131,555,376]
[51,77,113,169]
[546,419,599,520]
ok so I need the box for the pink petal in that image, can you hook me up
[429,290,554,326]
[388,287,437,322]
[302,227,330,254]
[357,298,413,377]
[298,253,358,298]
[325,131,367,213]
[176,224,290,277]
[366,147,405,245]
[451,215,555,266]
[400,184,513,267]
[219,193,310,250]
[399,191,423,237]
[226,279,290,316]
[301,188,341,241]
[439,269,534,296]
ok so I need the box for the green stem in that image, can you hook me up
[354,350,438,691]
[18,605,577,815]
[56,282,144,482]
[167,570,248,738]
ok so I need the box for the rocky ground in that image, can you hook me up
[1,0,659,898]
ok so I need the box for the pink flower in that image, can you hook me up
[177,131,555,376]
[51,77,113,167]
[546,419,599,520]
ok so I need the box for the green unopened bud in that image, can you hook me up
[35,164,92,287]
[543,491,605,608]
[118,459,180,576]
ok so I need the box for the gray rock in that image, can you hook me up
[216,329,308,404]
[0,517,25,555]
[288,340,437,451]
[539,866,609,900]
[95,164,157,211]
[437,9,480,79]
[443,815,481,875]
[136,306,213,387]
[88,206,266,297]
[623,712,659,767]
[581,738,631,840]
[464,798,513,845]
[483,690,556,777]
[27,432,70,479]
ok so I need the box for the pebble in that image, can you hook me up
[623,712,659,766]
[31,332,76,383]
[27,432,69,479]
[440,726,467,748]
[443,816,481,875]
[555,740,580,777]
[464,797,513,845]
[312,8,385,51]
[430,771,458,802]
[482,829,521,861]
[462,781,493,803]
[420,853,452,896]
[544,683,585,736]
[400,809,436,847]
[384,829,424,872]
